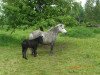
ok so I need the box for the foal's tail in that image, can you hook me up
[39,26,44,31]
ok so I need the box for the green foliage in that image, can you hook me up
[70,2,85,23]
[93,28,100,34]
[1,0,86,29]
[35,18,56,28]
[46,18,57,27]
[85,21,97,27]
[85,0,100,24]
[2,0,37,29]
[93,0,100,23]
[0,28,100,75]
[0,34,20,46]
[36,19,48,28]
[1,0,99,29]
[67,27,95,38]
[56,15,78,27]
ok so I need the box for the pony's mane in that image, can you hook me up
[48,27,55,31]
[48,24,64,31]
[48,24,59,31]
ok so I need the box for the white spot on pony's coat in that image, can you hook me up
[29,33,33,40]
[41,33,44,37]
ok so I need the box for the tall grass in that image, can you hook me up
[63,27,100,38]
[93,28,100,34]
[0,34,20,46]
[0,27,100,75]
[0,26,100,46]
[0,28,33,46]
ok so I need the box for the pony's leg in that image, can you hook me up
[23,48,28,60]
[50,43,54,55]
[31,48,34,55]
[22,47,25,58]
[33,46,37,57]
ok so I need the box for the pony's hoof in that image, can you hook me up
[49,52,54,56]
[31,53,34,55]
[23,57,28,60]
[34,55,37,57]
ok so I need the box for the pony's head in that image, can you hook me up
[56,24,67,33]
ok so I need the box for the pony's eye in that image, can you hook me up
[60,25,62,27]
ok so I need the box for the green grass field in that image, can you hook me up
[0,27,100,75]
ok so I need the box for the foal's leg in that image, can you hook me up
[22,47,25,58]
[31,48,37,56]
[23,48,28,60]
[31,48,34,55]
[33,46,37,57]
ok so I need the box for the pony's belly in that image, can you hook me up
[43,39,51,44]
[43,38,54,44]
[43,40,51,44]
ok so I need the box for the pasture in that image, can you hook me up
[0,27,100,75]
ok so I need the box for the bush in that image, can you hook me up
[85,21,97,27]
[66,27,95,38]
[56,15,79,27]
[35,18,57,28]
[46,18,57,27]
[0,34,20,46]
[93,28,100,34]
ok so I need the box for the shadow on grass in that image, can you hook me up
[38,39,77,55]
[0,34,21,46]
[56,40,77,51]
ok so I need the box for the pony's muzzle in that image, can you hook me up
[62,29,67,33]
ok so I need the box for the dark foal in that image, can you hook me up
[21,36,43,59]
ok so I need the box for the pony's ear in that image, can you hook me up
[39,26,44,31]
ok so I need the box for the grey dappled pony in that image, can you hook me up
[29,24,67,54]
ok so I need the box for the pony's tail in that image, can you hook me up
[39,26,44,31]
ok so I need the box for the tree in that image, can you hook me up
[85,0,100,26]
[93,0,100,23]
[2,0,37,29]
[85,0,95,22]
[2,0,75,29]
[70,2,85,23]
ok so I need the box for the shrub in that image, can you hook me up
[0,34,20,46]
[46,18,57,27]
[85,21,97,27]
[66,27,94,38]
[56,15,79,27]
[93,28,100,34]
[35,18,56,28]
[35,19,48,28]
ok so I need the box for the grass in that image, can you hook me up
[0,27,100,75]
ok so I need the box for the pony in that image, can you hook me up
[29,24,67,54]
[22,36,43,59]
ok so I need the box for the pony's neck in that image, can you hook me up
[48,28,59,36]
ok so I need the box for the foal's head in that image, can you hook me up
[36,35,43,44]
